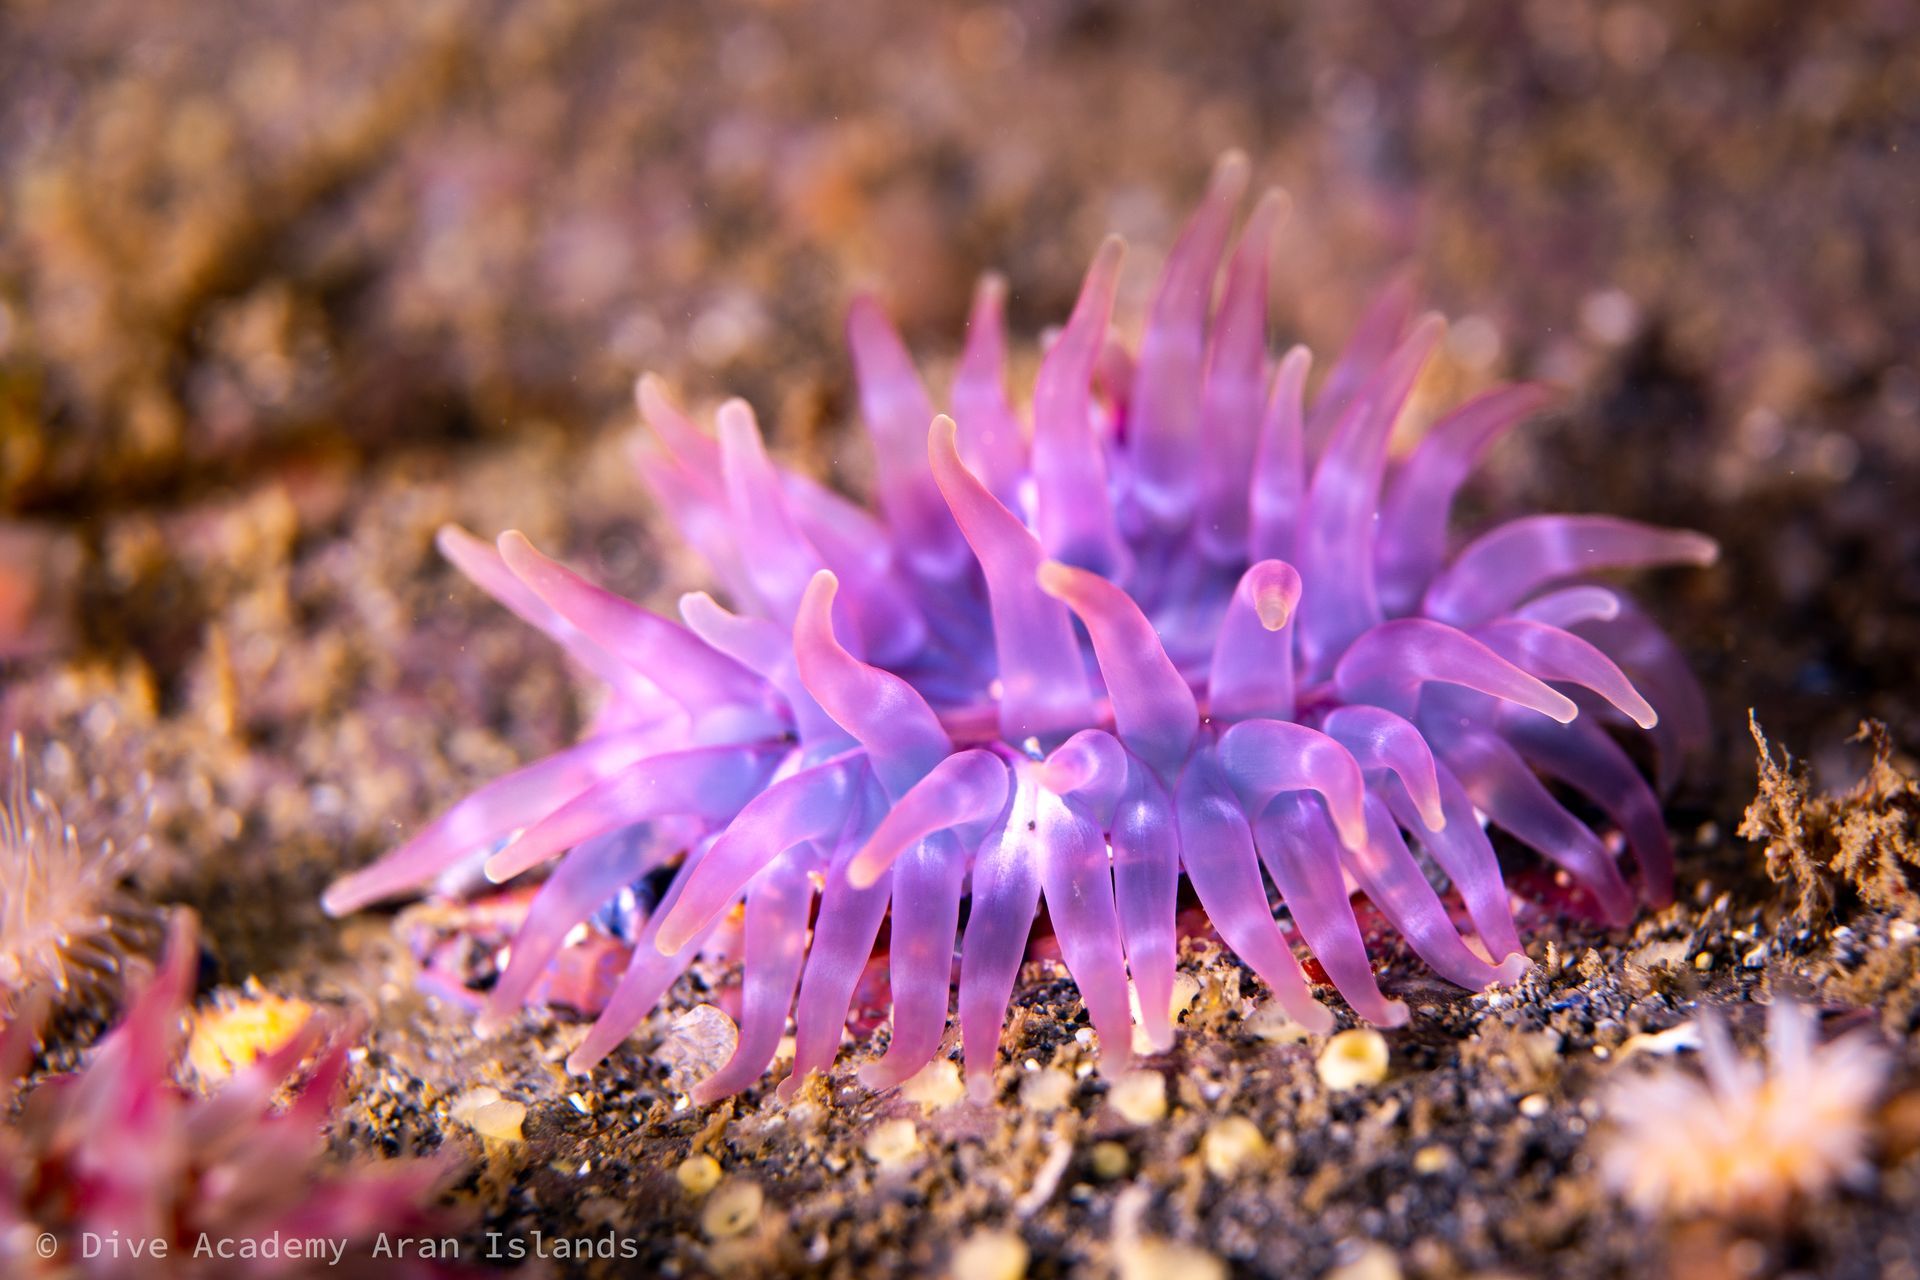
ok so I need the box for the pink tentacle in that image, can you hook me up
[1195,188,1287,564]
[859,833,968,1089]
[321,728,676,915]
[1110,758,1181,1052]
[1037,728,1129,830]
[958,768,1046,1093]
[484,741,783,882]
[929,416,1095,745]
[1422,515,1719,627]
[1035,787,1135,1070]
[1382,760,1525,963]
[1253,793,1407,1025]
[1337,793,1530,991]
[950,273,1030,504]
[1473,618,1659,729]
[794,571,953,796]
[1375,383,1554,614]
[1130,152,1249,530]
[1208,559,1303,723]
[1215,718,1370,851]
[847,748,1009,888]
[1334,617,1578,724]
[1304,274,1415,458]
[652,752,865,954]
[1037,560,1198,775]
[692,849,816,1103]
[1319,704,1446,832]
[1174,747,1333,1033]
[1248,346,1311,564]
[1032,237,1131,579]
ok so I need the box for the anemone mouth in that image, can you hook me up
[324,153,1716,1102]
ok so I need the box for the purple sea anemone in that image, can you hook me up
[324,155,1716,1102]
[0,913,463,1278]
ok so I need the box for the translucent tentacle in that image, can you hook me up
[1215,719,1370,851]
[1422,515,1719,627]
[1248,346,1311,563]
[1174,746,1333,1032]
[496,530,778,738]
[1375,383,1554,614]
[1499,710,1675,907]
[484,741,782,883]
[859,834,967,1089]
[715,399,831,630]
[1034,787,1135,1070]
[1334,618,1578,724]
[1319,705,1446,832]
[1110,758,1180,1052]
[780,787,891,1098]
[653,752,864,954]
[794,571,953,796]
[1473,619,1659,729]
[1573,597,1711,793]
[436,524,646,699]
[958,769,1046,1093]
[1037,560,1198,776]
[566,839,721,1075]
[481,823,678,1032]
[692,848,815,1103]
[321,728,675,914]
[929,416,1095,745]
[846,296,971,582]
[679,591,850,752]
[1304,274,1415,458]
[1423,715,1635,926]
[1514,585,1622,629]
[1131,152,1249,530]
[1195,188,1286,564]
[950,274,1029,504]
[1338,793,1530,990]
[847,748,1010,888]
[628,440,764,613]
[1208,559,1303,723]
[1253,793,1408,1025]
[1296,316,1443,675]
[1037,728,1129,830]
[1032,237,1131,578]
[1381,760,1526,963]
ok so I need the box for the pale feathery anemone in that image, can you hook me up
[323,154,1718,1103]
[1600,1001,1889,1218]
[0,914,464,1277]
[0,735,156,1011]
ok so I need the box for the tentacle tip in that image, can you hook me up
[472,1011,508,1038]
[1254,588,1294,631]
[845,858,884,892]
[1688,534,1722,566]
[1545,692,1580,724]
[974,271,1008,303]
[563,1048,605,1077]
[480,852,520,885]
[1210,149,1251,193]
[433,522,478,557]
[928,413,959,453]
[1631,704,1661,731]
[1034,559,1075,599]
[1298,1003,1336,1035]
[1373,1000,1411,1029]
[1488,955,1534,987]
[318,883,358,918]
[1418,801,1448,833]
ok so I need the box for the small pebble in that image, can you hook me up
[659,1004,740,1093]
[1200,1116,1267,1177]
[1246,1002,1313,1044]
[701,1179,764,1239]
[676,1154,723,1196]
[450,1087,527,1143]
[1109,1069,1168,1125]
[901,1058,967,1110]
[1411,1146,1453,1175]
[1090,1141,1131,1180]
[1020,1067,1075,1114]
[864,1117,922,1167]
[951,1228,1029,1280]
[1518,1093,1550,1118]
[1317,1029,1390,1091]
[1116,1239,1227,1280]
[1325,1243,1402,1280]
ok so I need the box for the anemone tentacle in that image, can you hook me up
[326,164,1717,1102]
